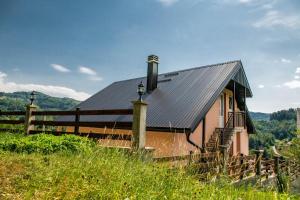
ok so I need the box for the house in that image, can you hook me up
[65,55,255,157]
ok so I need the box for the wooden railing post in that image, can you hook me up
[255,149,264,177]
[131,100,148,150]
[219,144,229,174]
[24,104,37,135]
[74,107,80,135]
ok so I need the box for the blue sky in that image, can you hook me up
[0,0,300,112]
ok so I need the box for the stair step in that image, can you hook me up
[206,142,218,145]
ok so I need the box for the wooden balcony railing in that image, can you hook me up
[228,112,246,128]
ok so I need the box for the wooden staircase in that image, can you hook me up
[205,128,235,153]
[205,112,245,153]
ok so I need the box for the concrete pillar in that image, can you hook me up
[297,108,300,131]
[25,104,37,135]
[131,100,148,150]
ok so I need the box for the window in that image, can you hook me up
[229,96,233,111]
[220,94,224,116]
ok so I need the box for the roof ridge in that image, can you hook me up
[161,60,241,75]
[113,60,241,84]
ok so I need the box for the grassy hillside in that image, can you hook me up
[0,133,297,200]
[249,109,297,156]
[0,92,80,111]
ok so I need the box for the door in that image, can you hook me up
[219,94,225,128]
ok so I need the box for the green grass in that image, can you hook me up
[0,133,298,200]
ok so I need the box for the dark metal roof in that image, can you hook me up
[60,60,254,132]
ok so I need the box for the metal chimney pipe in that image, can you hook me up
[147,55,159,93]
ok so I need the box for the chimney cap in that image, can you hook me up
[148,55,159,63]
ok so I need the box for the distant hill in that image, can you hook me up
[270,108,296,121]
[0,92,80,111]
[249,109,298,122]
[249,112,270,121]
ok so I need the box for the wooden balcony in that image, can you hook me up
[228,112,246,128]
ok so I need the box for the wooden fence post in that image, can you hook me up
[240,153,244,180]
[131,100,147,150]
[274,155,280,175]
[24,104,37,135]
[286,159,290,177]
[74,107,80,135]
[265,158,269,180]
[42,115,46,132]
[255,149,264,177]
[188,151,193,166]
[274,155,288,193]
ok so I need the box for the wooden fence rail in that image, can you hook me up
[31,109,133,116]
[0,120,25,124]
[0,111,26,115]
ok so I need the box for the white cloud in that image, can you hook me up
[51,64,70,73]
[296,67,300,74]
[157,0,178,6]
[280,58,292,64]
[0,71,7,79]
[79,66,97,76]
[253,10,300,29]
[258,84,265,88]
[295,75,300,80]
[283,80,300,89]
[221,0,274,8]
[89,76,103,81]
[238,0,253,4]
[0,71,90,101]
[78,66,102,81]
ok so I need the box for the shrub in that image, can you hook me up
[0,133,95,154]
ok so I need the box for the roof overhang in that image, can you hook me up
[190,61,255,133]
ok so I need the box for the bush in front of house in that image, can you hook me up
[0,133,95,154]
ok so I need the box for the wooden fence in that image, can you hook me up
[154,150,300,185]
[0,109,132,137]
[0,100,148,149]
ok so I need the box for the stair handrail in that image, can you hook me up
[220,112,234,145]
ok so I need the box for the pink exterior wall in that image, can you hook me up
[240,129,249,155]
[203,99,220,144]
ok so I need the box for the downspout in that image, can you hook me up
[186,132,203,152]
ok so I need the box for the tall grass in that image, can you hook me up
[0,133,298,199]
